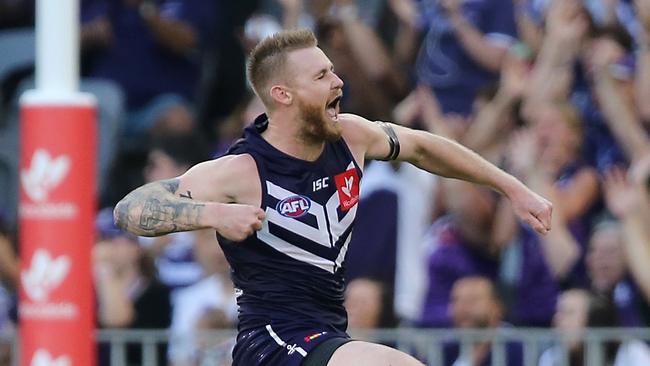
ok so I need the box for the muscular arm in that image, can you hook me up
[341,114,553,234]
[114,155,265,240]
[113,178,210,237]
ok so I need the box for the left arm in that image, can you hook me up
[341,114,553,234]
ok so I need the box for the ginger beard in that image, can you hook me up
[296,94,342,144]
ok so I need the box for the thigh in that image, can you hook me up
[327,341,425,366]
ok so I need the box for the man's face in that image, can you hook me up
[553,290,589,350]
[284,47,344,142]
[449,278,500,329]
[553,290,589,331]
[344,278,383,329]
[587,226,625,292]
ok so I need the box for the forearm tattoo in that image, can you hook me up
[114,179,206,236]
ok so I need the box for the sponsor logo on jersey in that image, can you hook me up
[334,169,360,211]
[276,195,311,218]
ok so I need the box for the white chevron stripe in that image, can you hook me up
[326,190,357,244]
[260,164,358,271]
[334,233,352,269]
[266,182,330,247]
[258,220,335,273]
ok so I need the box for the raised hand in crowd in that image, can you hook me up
[635,0,650,122]
[603,164,650,304]
[525,0,588,108]
[463,49,529,157]
[590,35,650,161]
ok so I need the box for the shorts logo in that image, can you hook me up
[304,331,327,343]
[334,169,360,211]
[286,343,299,355]
[276,195,311,218]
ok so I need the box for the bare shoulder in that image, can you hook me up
[339,113,374,140]
[177,153,261,205]
[184,154,257,180]
[339,113,392,163]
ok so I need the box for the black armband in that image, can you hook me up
[376,121,400,161]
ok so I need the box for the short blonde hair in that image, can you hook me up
[247,29,318,106]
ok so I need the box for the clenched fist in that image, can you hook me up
[508,182,553,235]
[213,203,266,242]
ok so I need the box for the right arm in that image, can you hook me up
[113,178,212,237]
[114,155,265,240]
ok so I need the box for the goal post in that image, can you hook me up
[18,0,97,365]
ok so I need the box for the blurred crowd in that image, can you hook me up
[2,0,650,365]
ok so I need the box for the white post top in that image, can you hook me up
[35,0,79,94]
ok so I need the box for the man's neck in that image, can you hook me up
[263,111,325,162]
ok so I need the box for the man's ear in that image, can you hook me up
[270,85,293,106]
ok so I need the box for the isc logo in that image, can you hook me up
[276,195,311,218]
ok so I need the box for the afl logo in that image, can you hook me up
[277,195,311,218]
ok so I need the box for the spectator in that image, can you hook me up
[588,24,648,163]
[80,0,217,139]
[635,0,650,122]
[602,159,650,307]
[345,277,395,330]
[505,103,599,287]
[94,208,171,366]
[317,6,409,121]
[0,220,16,366]
[443,276,523,366]
[138,133,212,300]
[345,160,437,324]
[168,233,237,366]
[586,219,650,327]
[539,289,650,366]
[420,178,558,327]
[419,183,500,327]
[460,49,528,163]
[414,0,517,116]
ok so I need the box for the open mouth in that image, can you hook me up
[326,96,341,121]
